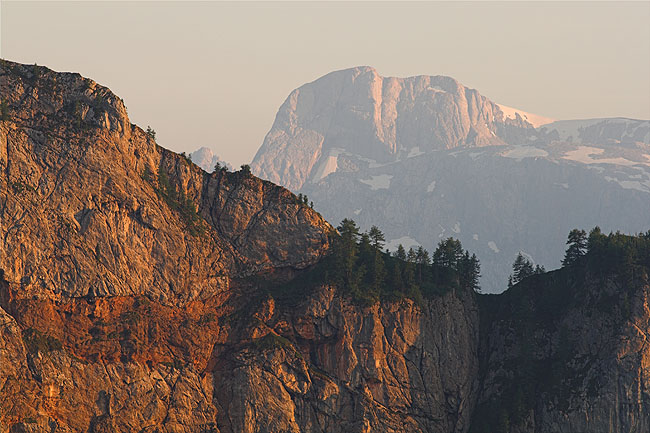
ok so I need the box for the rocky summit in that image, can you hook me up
[1,61,649,433]
[251,66,650,292]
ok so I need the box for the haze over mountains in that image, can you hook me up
[251,66,650,292]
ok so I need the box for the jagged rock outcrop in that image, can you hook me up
[250,67,650,292]
[0,61,332,304]
[1,61,649,433]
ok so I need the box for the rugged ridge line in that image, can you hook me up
[0,60,333,305]
[0,61,648,433]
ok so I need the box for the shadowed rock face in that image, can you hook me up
[473,269,650,433]
[1,61,649,433]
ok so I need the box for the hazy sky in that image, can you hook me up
[2,1,649,166]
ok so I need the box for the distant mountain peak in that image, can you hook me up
[251,68,545,190]
[189,146,232,172]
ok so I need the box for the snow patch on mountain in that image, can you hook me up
[427,85,446,93]
[488,241,500,253]
[312,148,343,182]
[360,174,393,190]
[502,146,548,160]
[386,236,421,252]
[562,146,646,167]
[427,180,437,192]
[496,103,555,127]
[604,176,650,193]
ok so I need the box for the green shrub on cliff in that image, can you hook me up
[142,165,205,236]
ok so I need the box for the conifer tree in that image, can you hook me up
[240,164,252,176]
[562,229,588,266]
[358,233,373,264]
[146,126,156,141]
[459,252,481,291]
[368,226,386,251]
[366,226,387,295]
[433,238,463,270]
[395,244,406,261]
[509,252,535,285]
[335,219,362,291]
[391,259,403,293]
[415,246,430,283]
[404,248,417,287]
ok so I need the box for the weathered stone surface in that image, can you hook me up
[0,61,333,305]
[212,285,479,433]
[1,61,648,433]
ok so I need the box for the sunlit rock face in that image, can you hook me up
[252,67,650,292]
[1,61,649,433]
[1,62,479,433]
[0,61,333,304]
[251,66,538,192]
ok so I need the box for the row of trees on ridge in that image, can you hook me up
[325,218,481,305]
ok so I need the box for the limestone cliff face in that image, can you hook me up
[0,60,479,433]
[0,60,332,304]
[1,61,649,433]
[0,276,479,433]
[251,66,536,191]
[211,286,479,433]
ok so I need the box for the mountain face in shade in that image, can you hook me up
[251,67,650,292]
[1,61,649,433]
